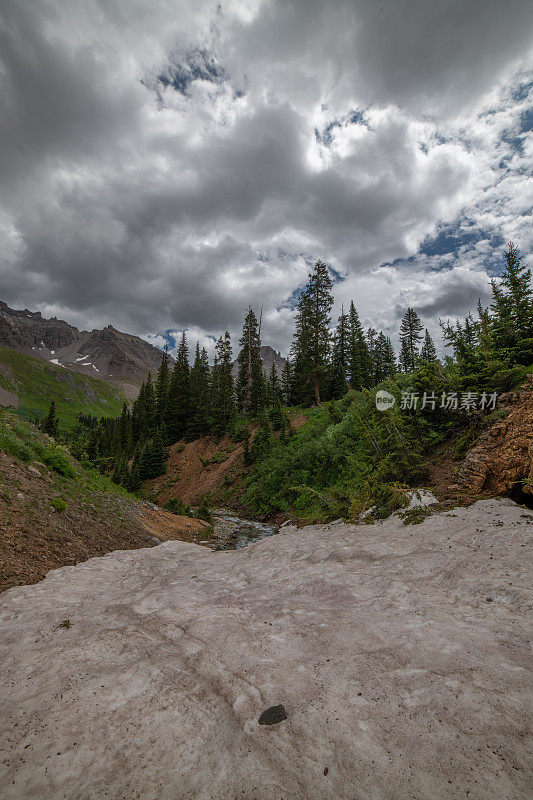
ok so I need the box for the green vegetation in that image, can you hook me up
[163,497,191,516]
[0,409,136,502]
[0,348,125,426]
[50,497,67,512]
[12,244,528,522]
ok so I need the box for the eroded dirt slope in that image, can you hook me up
[0,499,530,800]
[448,378,533,500]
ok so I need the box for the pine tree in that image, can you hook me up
[250,410,272,462]
[291,260,333,405]
[41,400,59,437]
[235,308,265,414]
[399,308,424,372]
[127,462,141,493]
[383,336,397,377]
[187,343,211,439]
[155,345,170,425]
[212,331,234,435]
[166,332,190,443]
[491,243,533,364]
[347,302,372,389]
[330,306,349,399]
[266,362,282,407]
[281,359,293,405]
[366,327,377,379]
[420,329,438,363]
[373,331,394,382]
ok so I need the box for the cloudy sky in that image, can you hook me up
[0,0,532,358]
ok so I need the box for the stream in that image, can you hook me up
[206,509,279,550]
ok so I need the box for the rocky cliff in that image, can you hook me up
[0,301,170,387]
[0,499,530,799]
[448,377,533,502]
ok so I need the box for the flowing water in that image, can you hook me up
[208,509,279,550]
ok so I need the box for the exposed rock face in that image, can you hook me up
[0,302,170,385]
[0,301,78,350]
[449,378,533,499]
[0,500,530,800]
[232,345,287,378]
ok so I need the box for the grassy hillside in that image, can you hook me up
[0,409,158,591]
[0,348,125,426]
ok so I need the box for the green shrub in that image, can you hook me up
[41,446,76,477]
[50,497,67,512]
[195,495,212,522]
[164,497,191,516]
[0,429,32,462]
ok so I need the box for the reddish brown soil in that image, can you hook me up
[423,448,459,499]
[136,506,211,542]
[149,413,309,509]
[0,454,212,594]
[150,435,247,507]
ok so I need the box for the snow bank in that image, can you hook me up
[0,499,530,800]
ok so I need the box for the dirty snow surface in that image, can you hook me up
[0,499,531,800]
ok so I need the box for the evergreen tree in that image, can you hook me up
[366,327,377,379]
[420,329,438,363]
[249,410,272,462]
[281,359,293,405]
[373,331,396,382]
[266,362,282,407]
[212,331,235,435]
[136,429,166,480]
[491,242,533,364]
[347,302,372,389]
[399,308,424,372]
[155,345,170,425]
[187,343,211,439]
[235,307,265,414]
[131,374,156,442]
[442,314,483,382]
[330,306,349,399]
[113,402,132,456]
[166,332,190,443]
[127,462,141,493]
[41,400,59,437]
[291,260,333,405]
[383,336,397,377]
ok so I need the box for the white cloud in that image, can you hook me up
[0,0,531,359]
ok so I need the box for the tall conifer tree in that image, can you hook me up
[235,308,264,414]
[420,329,438,363]
[212,331,235,434]
[399,308,424,372]
[347,302,372,389]
[166,332,190,442]
[155,345,170,425]
[291,260,333,405]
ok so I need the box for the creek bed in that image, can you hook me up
[205,509,279,550]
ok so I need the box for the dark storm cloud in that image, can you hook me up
[0,0,531,354]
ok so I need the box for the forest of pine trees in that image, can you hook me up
[61,244,531,493]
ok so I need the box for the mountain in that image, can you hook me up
[0,301,170,394]
[0,347,126,426]
[231,345,286,378]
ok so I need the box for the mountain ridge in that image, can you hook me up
[0,301,287,389]
[0,301,170,393]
